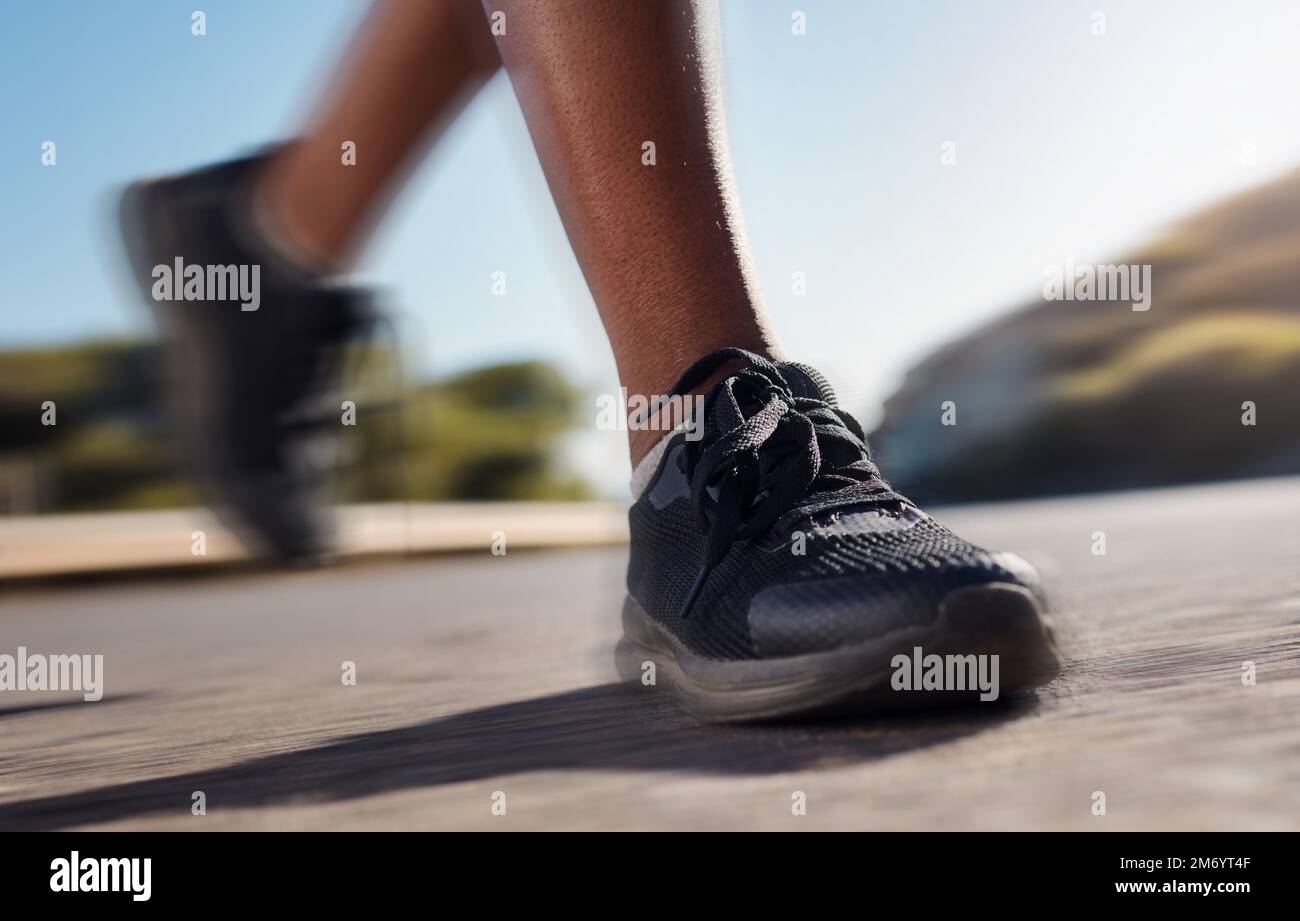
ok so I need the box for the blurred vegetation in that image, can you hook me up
[872,167,1300,503]
[0,340,592,513]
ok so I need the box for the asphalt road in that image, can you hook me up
[3,477,1299,830]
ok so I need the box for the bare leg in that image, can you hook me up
[257,0,501,271]
[487,0,782,464]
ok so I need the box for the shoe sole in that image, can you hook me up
[615,582,1061,723]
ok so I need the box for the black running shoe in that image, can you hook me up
[119,152,372,561]
[617,348,1060,721]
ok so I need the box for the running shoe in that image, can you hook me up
[616,347,1060,721]
[119,152,372,561]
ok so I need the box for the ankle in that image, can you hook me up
[251,154,344,276]
[624,352,779,467]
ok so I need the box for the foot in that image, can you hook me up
[617,348,1061,721]
[119,152,372,561]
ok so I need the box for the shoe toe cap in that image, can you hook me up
[747,558,1041,658]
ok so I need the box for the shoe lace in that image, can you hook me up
[276,286,376,431]
[673,348,905,618]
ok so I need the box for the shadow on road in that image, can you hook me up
[0,685,1036,829]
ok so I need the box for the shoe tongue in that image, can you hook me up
[778,362,837,406]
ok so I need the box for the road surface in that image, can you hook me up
[3,477,1299,830]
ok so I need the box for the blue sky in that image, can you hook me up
[6,0,1300,491]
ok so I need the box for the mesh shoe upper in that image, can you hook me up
[626,348,1037,660]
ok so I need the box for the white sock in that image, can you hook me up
[629,429,679,500]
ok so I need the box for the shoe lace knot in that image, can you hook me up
[672,348,904,618]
